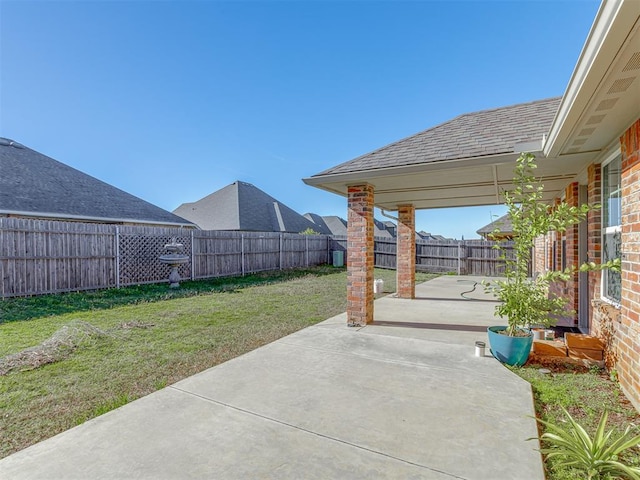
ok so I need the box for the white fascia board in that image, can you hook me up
[302,151,522,188]
[544,0,636,157]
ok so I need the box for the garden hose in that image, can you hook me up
[457,279,479,300]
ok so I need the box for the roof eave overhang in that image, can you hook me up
[303,150,533,195]
[544,0,640,158]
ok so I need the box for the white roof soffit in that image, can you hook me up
[303,149,593,211]
[544,0,640,158]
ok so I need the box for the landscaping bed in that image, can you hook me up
[514,360,640,479]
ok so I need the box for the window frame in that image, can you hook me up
[601,151,622,306]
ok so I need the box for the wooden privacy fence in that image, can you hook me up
[191,230,329,279]
[1,217,515,298]
[0,218,331,298]
[331,236,514,276]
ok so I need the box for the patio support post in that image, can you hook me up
[397,204,415,299]
[347,184,375,326]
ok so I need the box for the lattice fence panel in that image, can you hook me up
[118,234,192,286]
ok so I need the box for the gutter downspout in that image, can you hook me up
[380,209,398,222]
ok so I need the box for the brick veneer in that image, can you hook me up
[397,205,416,299]
[347,184,375,326]
[564,182,580,314]
[521,128,639,411]
[618,119,640,410]
[549,229,565,301]
[587,164,602,307]
[533,236,546,275]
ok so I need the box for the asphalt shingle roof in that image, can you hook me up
[174,181,329,233]
[303,214,399,238]
[476,213,513,236]
[0,138,193,226]
[314,97,561,176]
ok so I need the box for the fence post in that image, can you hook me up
[191,229,195,280]
[280,234,283,270]
[457,241,468,275]
[241,234,245,276]
[327,236,331,265]
[0,219,4,298]
[115,226,120,289]
[305,236,309,267]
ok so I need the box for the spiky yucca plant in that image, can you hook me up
[533,408,640,480]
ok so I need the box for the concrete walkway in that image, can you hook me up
[0,276,544,479]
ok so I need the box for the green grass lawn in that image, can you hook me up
[513,362,640,479]
[0,266,436,459]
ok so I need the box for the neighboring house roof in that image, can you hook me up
[174,181,328,233]
[303,214,346,236]
[0,138,194,227]
[313,97,561,177]
[303,214,396,238]
[476,214,514,238]
[416,231,451,241]
[373,219,395,238]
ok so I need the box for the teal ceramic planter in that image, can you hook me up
[487,326,533,366]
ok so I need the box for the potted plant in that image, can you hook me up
[484,153,618,366]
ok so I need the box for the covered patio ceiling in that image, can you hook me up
[303,1,639,212]
[303,148,595,211]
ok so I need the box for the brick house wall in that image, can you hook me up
[533,236,546,276]
[617,119,640,409]
[589,119,640,412]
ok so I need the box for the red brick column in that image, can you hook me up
[347,184,375,326]
[397,204,415,299]
[587,163,602,315]
[619,119,640,410]
[565,182,580,316]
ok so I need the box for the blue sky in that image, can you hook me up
[1,0,600,238]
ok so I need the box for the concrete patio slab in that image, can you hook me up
[0,276,544,480]
[362,275,501,345]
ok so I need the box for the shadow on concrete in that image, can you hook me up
[372,320,489,332]
[413,296,500,303]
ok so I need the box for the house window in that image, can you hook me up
[602,154,621,304]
